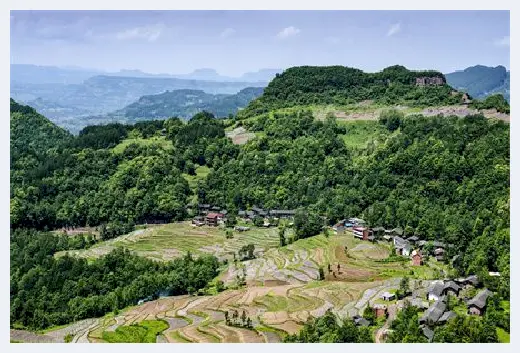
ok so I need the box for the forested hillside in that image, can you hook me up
[112,87,264,120]
[10,101,238,232]
[201,110,509,295]
[240,65,465,118]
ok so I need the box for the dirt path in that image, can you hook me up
[375,303,397,343]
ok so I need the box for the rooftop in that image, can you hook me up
[467,289,493,309]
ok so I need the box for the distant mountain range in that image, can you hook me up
[10,64,282,84]
[10,63,509,134]
[445,65,510,102]
[11,75,264,118]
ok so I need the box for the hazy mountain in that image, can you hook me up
[11,75,266,119]
[11,64,282,84]
[114,86,264,120]
[445,65,510,102]
[10,64,104,84]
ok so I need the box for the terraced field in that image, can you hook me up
[56,222,279,261]
[29,225,448,343]
[17,276,403,343]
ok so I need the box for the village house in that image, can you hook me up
[198,204,212,214]
[467,289,493,316]
[437,311,457,325]
[352,226,372,240]
[205,213,224,226]
[422,326,434,342]
[268,210,296,218]
[348,217,366,226]
[455,275,480,288]
[419,299,447,326]
[382,291,396,301]
[393,236,412,256]
[407,235,419,245]
[461,93,472,105]
[352,315,370,327]
[407,297,429,310]
[427,281,445,301]
[373,304,388,319]
[251,206,268,217]
[192,216,205,227]
[434,248,445,261]
[442,281,461,297]
[371,226,386,238]
[417,240,428,248]
[411,250,423,266]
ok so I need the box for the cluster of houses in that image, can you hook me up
[418,276,493,341]
[332,218,450,266]
[191,204,296,228]
[391,236,448,265]
[237,206,296,220]
[332,218,374,240]
[357,274,495,341]
[192,204,228,227]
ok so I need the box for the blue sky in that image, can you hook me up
[10,10,510,76]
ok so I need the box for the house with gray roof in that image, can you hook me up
[434,247,445,261]
[407,235,419,244]
[437,311,457,325]
[427,282,445,301]
[442,281,461,296]
[417,240,428,248]
[455,275,479,288]
[393,236,412,256]
[352,315,370,327]
[422,326,434,342]
[269,210,296,218]
[419,299,447,326]
[432,241,445,248]
[467,289,493,316]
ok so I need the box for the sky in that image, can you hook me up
[10,10,510,77]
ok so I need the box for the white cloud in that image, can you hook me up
[115,23,165,42]
[220,27,236,39]
[324,36,340,45]
[276,26,300,39]
[494,36,510,47]
[386,23,401,37]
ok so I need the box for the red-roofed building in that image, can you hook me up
[206,213,224,226]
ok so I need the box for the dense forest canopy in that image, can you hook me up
[10,101,235,231]
[10,229,219,330]
[239,65,463,118]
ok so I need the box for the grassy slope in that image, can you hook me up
[112,136,173,154]
[57,222,280,261]
[102,320,169,343]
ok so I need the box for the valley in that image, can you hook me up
[10,64,510,344]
